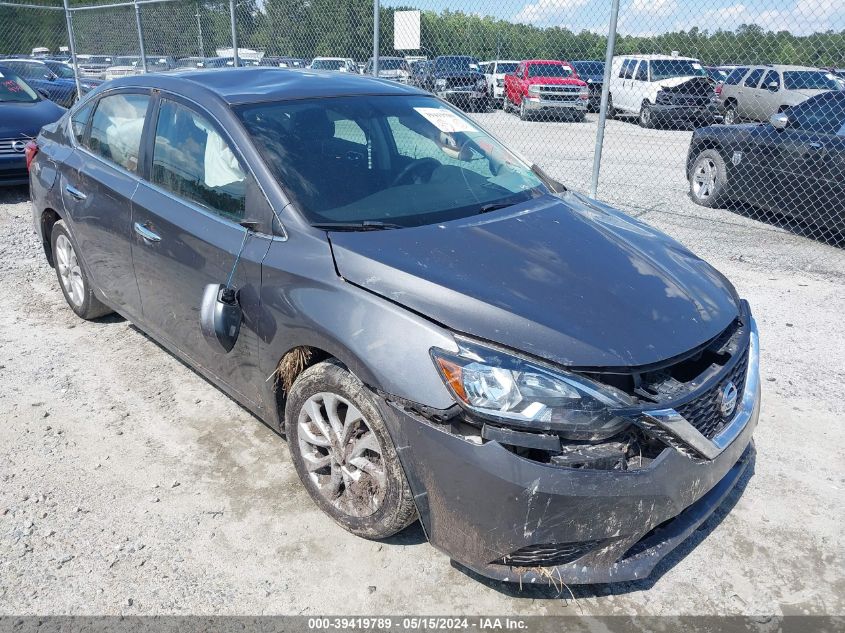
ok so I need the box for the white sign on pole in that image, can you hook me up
[394,10,421,51]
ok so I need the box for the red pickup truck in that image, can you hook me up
[504,60,589,121]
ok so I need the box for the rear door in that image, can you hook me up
[739,68,765,120]
[130,95,273,404]
[755,69,781,121]
[60,90,151,318]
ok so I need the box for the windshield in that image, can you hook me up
[45,61,75,79]
[573,62,603,76]
[783,71,840,91]
[312,59,345,71]
[496,62,518,74]
[650,59,707,81]
[527,63,573,78]
[435,57,479,73]
[0,70,39,103]
[378,59,409,71]
[237,95,547,228]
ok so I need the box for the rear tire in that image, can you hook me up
[689,149,728,208]
[50,221,112,320]
[723,104,738,125]
[285,360,417,540]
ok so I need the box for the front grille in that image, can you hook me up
[0,138,27,156]
[496,540,605,568]
[675,345,750,439]
[446,77,476,89]
[535,85,582,101]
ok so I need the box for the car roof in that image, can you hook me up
[745,64,823,72]
[523,59,566,64]
[3,58,46,64]
[108,67,425,105]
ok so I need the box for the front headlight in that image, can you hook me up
[476,78,486,90]
[431,339,635,439]
[435,78,447,89]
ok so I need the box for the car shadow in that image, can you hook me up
[451,454,756,600]
[0,185,29,205]
[725,201,845,248]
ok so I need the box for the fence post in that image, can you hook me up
[372,0,379,76]
[590,0,621,199]
[134,0,148,73]
[61,0,82,101]
[229,0,239,67]
[195,1,205,56]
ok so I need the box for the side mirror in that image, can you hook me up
[770,112,789,130]
[767,81,779,91]
[200,283,242,353]
[36,88,50,99]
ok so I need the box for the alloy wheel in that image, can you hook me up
[724,108,736,125]
[692,157,718,200]
[55,233,85,307]
[297,392,386,518]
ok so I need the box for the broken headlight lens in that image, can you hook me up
[431,339,634,440]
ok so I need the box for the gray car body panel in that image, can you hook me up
[330,191,740,369]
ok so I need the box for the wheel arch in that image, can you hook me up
[40,207,64,267]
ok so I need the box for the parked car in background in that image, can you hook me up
[410,60,429,88]
[705,66,730,84]
[0,58,91,107]
[76,55,114,79]
[719,65,840,125]
[687,90,844,233]
[608,54,718,128]
[310,57,358,73]
[425,55,487,110]
[480,59,519,107]
[28,68,759,586]
[0,66,65,185]
[570,60,605,111]
[363,57,411,83]
[105,56,177,79]
[503,59,588,121]
[261,56,306,68]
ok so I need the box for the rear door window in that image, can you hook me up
[761,70,780,90]
[744,68,764,88]
[151,99,247,220]
[87,93,150,172]
[634,61,648,81]
[70,102,95,145]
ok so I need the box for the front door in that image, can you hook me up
[60,91,150,317]
[130,96,272,404]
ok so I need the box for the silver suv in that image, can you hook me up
[719,64,840,124]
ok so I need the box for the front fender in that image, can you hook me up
[257,233,459,430]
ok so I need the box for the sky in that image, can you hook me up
[384,0,845,36]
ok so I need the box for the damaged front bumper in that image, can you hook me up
[379,319,760,585]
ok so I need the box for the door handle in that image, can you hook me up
[64,185,87,201]
[133,222,161,243]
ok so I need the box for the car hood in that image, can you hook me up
[435,69,483,79]
[0,99,66,138]
[328,192,740,368]
[654,75,711,89]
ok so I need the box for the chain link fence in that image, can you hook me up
[1,0,844,252]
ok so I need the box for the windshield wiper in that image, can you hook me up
[478,201,518,214]
[311,221,404,231]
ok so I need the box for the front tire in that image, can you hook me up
[639,102,655,128]
[50,221,112,320]
[285,360,417,540]
[519,99,529,121]
[689,149,728,208]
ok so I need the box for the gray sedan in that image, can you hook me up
[27,68,759,585]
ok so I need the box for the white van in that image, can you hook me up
[608,54,718,128]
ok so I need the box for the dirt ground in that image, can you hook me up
[1,178,843,616]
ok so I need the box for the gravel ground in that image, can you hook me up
[1,115,844,616]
